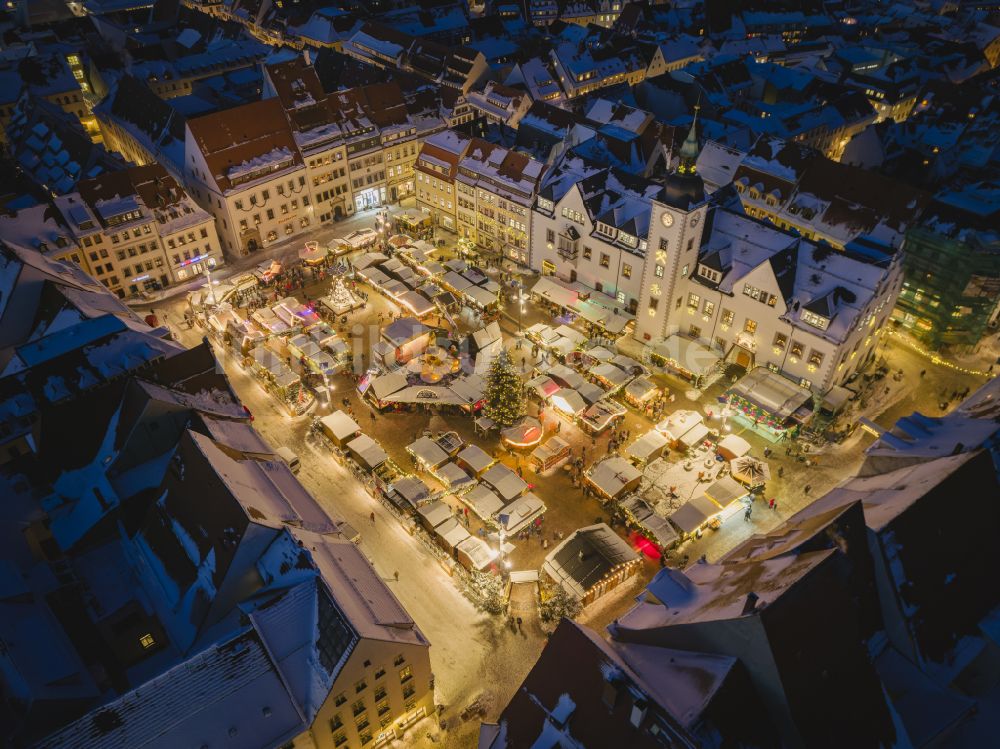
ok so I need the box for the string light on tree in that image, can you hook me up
[483,348,524,427]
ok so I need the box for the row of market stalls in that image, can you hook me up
[529,276,635,336]
[406,433,548,537]
[586,423,773,550]
[316,411,503,572]
[354,252,442,319]
[354,239,501,320]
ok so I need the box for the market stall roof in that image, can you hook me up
[442,271,473,293]
[352,252,389,270]
[465,285,498,308]
[383,279,410,298]
[656,409,705,441]
[670,494,723,534]
[531,276,578,308]
[588,457,641,499]
[717,434,752,461]
[398,291,435,317]
[626,430,669,464]
[457,444,495,475]
[612,354,645,374]
[382,257,405,273]
[577,381,606,405]
[435,461,473,489]
[455,536,496,570]
[551,388,587,416]
[546,363,585,390]
[620,495,680,547]
[418,499,452,529]
[359,267,391,287]
[531,435,571,464]
[624,376,658,402]
[584,345,615,362]
[435,517,471,550]
[704,476,747,507]
[448,375,486,405]
[728,367,812,420]
[553,325,587,345]
[421,261,446,277]
[542,523,639,600]
[482,463,529,501]
[678,422,711,448]
[580,398,626,431]
[550,337,577,357]
[464,483,504,520]
[274,371,301,389]
[346,434,387,469]
[654,334,720,375]
[388,386,465,405]
[369,371,409,401]
[407,436,449,468]
[526,323,560,344]
[320,410,361,443]
[497,492,546,535]
[393,476,432,508]
[591,362,631,388]
[472,322,502,350]
[528,375,560,399]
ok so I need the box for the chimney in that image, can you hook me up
[742,592,759,615]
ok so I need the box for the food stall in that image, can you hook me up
[319,410,361,448]
[530,436,571,473]
[625,430,669,466]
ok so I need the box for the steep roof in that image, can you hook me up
[186,98,300,193]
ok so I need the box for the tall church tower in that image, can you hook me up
[635,107,711,346]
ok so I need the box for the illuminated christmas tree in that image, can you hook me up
[483,348,524,427]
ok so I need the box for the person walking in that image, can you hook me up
[393,570,399,582]
[769,498,775,510]
[370,511,376,524]
[803,484,811,495]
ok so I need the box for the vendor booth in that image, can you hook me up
[496,493,546,534]
[652,334,721,386]
[626,430,669,466]
[717,434,752,461]
[530,436,571,473]
[319,410,361,448]
[726,367,813,440]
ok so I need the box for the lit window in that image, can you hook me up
[139,633,155,649]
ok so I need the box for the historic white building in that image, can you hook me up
[529,116,903,396]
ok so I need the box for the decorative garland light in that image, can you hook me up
[886,330,996,379]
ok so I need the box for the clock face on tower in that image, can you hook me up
[661,212,674,228]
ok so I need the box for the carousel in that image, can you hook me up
[298,241,328,266]
[407,345,462,384]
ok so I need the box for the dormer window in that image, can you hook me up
[596,222,616,239]
[537,198,554,212]
[698,265,721,283]
[801,310,830,330]
[618,233,637,247]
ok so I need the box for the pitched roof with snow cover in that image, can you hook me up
[186,98,302,194]
[543,523,639,599]
[40,628,305,749]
